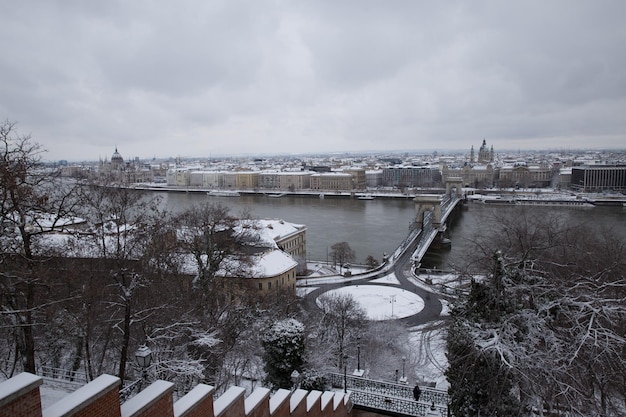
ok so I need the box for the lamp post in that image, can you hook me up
[356,336,361,372]
[402,356,406,379]
[135,345,152,389]
[290,370,300,392]
[343,354,349,393]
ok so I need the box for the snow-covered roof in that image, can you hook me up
[178,245,298,279]
[3,212,87,232]
[272,171,313,176]
[29,217,301,280]
[310,172,352,177]
[249,250,298,278]
[256,219,305,246]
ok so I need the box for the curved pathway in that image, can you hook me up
[299,227,444,327]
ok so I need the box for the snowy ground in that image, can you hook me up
[301,264,458,389]
[321,285,425,320]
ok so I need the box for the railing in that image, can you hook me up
[38,364,141,404]
[350,390,434,416]
[327,373,449,416]
[39,365,88,384]
[119,378,142,403]
[439,196,460,223]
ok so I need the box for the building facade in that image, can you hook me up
[310,172,354,190]
[382,165,442,188]
[343,168,367,189]
[498,163,554,188]
[570,165,626,192]
[442,164,496,188]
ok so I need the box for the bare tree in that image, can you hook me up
[365,255,379,269]
[329,242,356,268]
[313,292,366,371]
[0,120,80,375]
[173,203,260,315]
[73,182,166,382]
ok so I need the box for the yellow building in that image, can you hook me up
[343,168,366,189]
[235,171,260,189]
[310,172,353,190]
[257,219,307,262]
[278,172,312,190]
[247,249,298,293]
[219,218,306,293]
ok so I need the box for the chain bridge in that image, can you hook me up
[327,373,450,417]
[408,177,464,268]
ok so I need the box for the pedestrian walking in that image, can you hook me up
[413,384,421,401]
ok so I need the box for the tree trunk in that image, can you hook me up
[118,295,132,383]
[70,336,84,381]
[21,282,36,373]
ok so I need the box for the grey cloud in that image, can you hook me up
[0,0,624,160]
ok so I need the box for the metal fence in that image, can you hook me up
[39,365,89,385]
[327,373,449,416]
[119,379,143,403]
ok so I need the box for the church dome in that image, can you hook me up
[111,147,124,165]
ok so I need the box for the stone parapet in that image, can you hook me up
[0,373,352,417]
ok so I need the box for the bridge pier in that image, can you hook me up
[430,229,451,250]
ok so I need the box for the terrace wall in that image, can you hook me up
[0,373,353,417]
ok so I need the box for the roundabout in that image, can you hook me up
[317,285,425,321]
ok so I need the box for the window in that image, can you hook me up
[258,282,262,290]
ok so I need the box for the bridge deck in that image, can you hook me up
[410,196,461,265]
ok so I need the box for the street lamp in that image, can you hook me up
[389,295,397,317]
[290,370,300,391]
[343,354,349,393]
[135,345,152,388]
[402,356,406,379]
[356,336,361,372]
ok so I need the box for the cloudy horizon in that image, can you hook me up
[1,1,625,162]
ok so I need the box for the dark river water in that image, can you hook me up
[155,191,626,270]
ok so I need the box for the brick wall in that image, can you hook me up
[0,373,352,417]
[0,372,43,417]
[0,386,43,417]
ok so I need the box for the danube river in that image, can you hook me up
[156,191,626,271]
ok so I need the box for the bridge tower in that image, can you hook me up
[413,195,443,230]
[445,176,463,197]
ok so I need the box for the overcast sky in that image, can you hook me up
[1,1,625,162]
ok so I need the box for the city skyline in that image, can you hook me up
[1,1,625,162]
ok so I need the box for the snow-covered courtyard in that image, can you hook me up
[302,268,454,389]
[320,285,425,320]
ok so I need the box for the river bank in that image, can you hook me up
[135,182,626,205]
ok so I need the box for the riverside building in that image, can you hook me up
[570,164,626,192]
